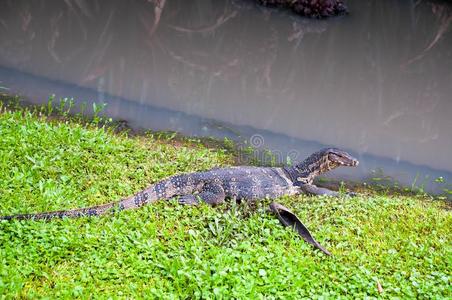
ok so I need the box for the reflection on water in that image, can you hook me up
[0,0,451,195]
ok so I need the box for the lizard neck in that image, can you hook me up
[282,166,313,186]
[284,150,328,185]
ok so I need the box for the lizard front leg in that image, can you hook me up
[299,183,340,197]
[178,183,226,206]
[300,183,356,197]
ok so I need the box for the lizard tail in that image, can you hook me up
[0,187,160,221]
[0,201,120,221]
[0,174,197,221]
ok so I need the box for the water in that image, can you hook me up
[1,0,451,195]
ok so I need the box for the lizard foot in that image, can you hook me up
[178,195,200,206]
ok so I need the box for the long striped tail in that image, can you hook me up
[0,186,161,221]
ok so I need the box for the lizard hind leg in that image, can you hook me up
[178,183,226,206]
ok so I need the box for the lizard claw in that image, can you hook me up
[178,195,200,206]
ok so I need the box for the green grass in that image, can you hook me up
[0,101,451,299]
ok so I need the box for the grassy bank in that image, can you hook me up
[0,100,451,299]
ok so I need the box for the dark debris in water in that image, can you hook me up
[257,0,348,18]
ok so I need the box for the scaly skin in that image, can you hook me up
[0,148,358,221]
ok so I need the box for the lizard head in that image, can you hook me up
[324,148,359,170]
[294,148,359,184]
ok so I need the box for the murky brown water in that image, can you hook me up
[1,0,451,195]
